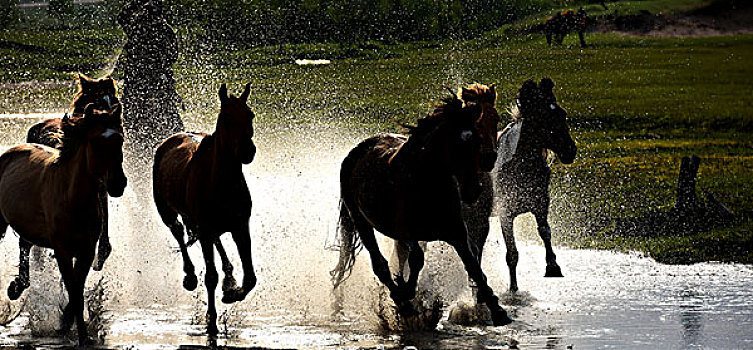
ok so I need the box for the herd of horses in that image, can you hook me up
[0,73,575,343]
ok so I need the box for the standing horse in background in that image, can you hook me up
[331,86,512,327]
[545,8,589,48]
[468,78,576,293]
[26,73,120,272]
[0,104,127,344]
[153,83,257,335]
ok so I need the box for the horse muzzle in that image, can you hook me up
[106,168,128,197]
[460,180,482,204]
[239,139,256,164]
[480,150,497,172]
[558,143,577,164]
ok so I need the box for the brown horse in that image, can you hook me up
[331,86,512,327]
[545,8,589,48]
[468,78,577,293]
[0,104,127,344]
[153,83,257,335]
[26,73,120,272]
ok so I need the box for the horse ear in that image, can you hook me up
[219,84,228,104]
[489,84,497,103]
[240,82,251,102]
[540,78,554,92]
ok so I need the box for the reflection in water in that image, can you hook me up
[680,290,703,349]
[0,117,751,349]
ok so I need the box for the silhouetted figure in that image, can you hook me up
[117,0,184,160]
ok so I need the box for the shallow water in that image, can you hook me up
[0,117,751,349]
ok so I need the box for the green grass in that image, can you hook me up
[0,0,750,264]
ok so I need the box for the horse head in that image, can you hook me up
[417,93,485,204]
[461,84,500,171]
[217,82,256,164]
[515,78,576,164]
[71,73,119,115]
[62,103,127,197]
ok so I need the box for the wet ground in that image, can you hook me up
[0,115,751,349]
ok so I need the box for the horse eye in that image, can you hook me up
[550,104,556,110]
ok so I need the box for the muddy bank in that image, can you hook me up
[598,1,753,37]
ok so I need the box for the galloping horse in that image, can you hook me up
[0,104,127,344]
[26,73,120,271]
[468,78,576,293]
[545,8,589,48]
[331,86,513,326]
[153,83,257,335]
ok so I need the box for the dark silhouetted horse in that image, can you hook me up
[545,8,589,47]
[0,104,127,344]
[331,85,513,327]
[153,83,257,335]
[25,73,120,272]
[468,78,576,293]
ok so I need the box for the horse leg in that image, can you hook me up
[499,211,519,292]
[214,238,238,300]
[534,209,563,278]
[355,220,409,312]
[93,189,111,271]
[391,240,410,276]
[546,32,553,45]
[55,247,94,344]
[222,223,256,304]
[71,246,95,344]
[578,30,587,48]
[8,239,31,300]
[155,196,197,291]
[451,234,512,326]
[199,237,219,336]
[401,241,424,298]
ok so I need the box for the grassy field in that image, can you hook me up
[0,1,751,264]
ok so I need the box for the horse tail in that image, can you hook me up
[330,137,379,289]
[330,200,361,290]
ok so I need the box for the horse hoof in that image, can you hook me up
[7,280,26,300]
[222,277,238,293]
[221,287,248,304]
[93,244,112,272]
[396,300,418,318]
[544,265,564,278]
[183,274,198,291]
[491,309,513,327]
[78,335,95,346]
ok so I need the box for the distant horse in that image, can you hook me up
[545,8,589,48]
[153,83,257,335]
[26,73,120,272]
[331,85,513,326]
[0,104,127,344]
[468,78,576,293]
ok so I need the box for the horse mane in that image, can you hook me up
[402,94,463,138]
[507,102,522,122]
[460,83,496,105]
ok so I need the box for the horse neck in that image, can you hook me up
[208,130,241,173]
[512,120,547,166]
[395,129,452,177]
